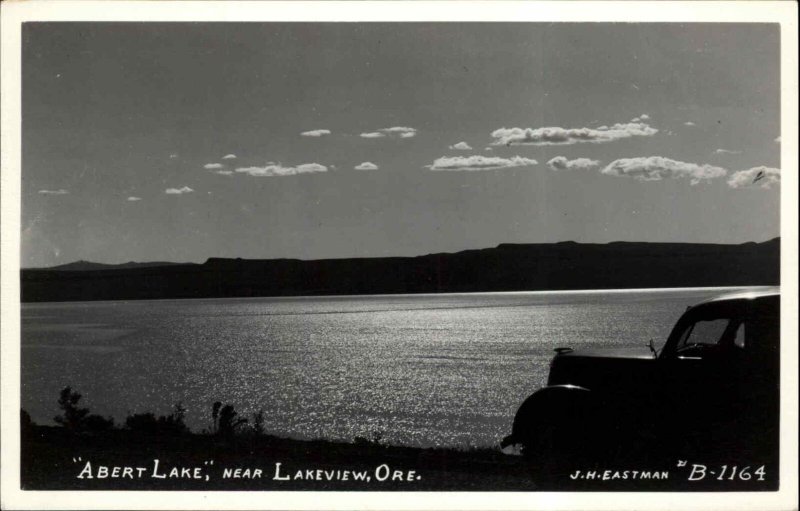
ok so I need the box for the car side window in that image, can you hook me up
[677,318,731,350]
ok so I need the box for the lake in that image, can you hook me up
[21,287,751,448]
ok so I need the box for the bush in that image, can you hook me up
[252,410,266,436]
[54,387,89,430]
[167,402,188,434]
[84,414,115,432]
[209,402,247,438]
[354,430,385,446]
[125,403,188,436]
[52,387,114,432]
[125,412,160,434]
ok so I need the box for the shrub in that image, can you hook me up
[354,430,385,446]
[252,410,266,436]
[210,401,222,434]
[125,403,188,436]
[84,414,115,432]
[217,404,247,438]
[167,402,188,434]
[125,412,160,434]
[54,386,90,430]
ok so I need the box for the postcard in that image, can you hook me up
[1,2,797,510]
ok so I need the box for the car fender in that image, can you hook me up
[502,384,594,447]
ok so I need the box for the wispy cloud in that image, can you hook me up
[127,196,142,201]
[382,126,417,138]
[235,162,328,177]
[684,121,696,126]
[204,163,224,170]
[491,119,657,146]
[427,155,538,172]
[547,156,601,171]
[301,129,331,137]
[354,162,379,171]
[165,186,195,194]
[222,154,237,160]
[600,157,727,185]
[38,189,69,195]
[714,148,741,155]
[449,141,472,151]
[213,170,234,176]
[727,166,780,189]
[360,126,417,139]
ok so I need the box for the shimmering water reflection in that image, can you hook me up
[21,287,752,447]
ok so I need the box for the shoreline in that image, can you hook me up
[19,284,765,307]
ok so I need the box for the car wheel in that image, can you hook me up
[518,399,597,480]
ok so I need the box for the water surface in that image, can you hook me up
[22,287,752,447]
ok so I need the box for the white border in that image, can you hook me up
[1,2,797,510]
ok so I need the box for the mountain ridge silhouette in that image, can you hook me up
[21,238,780,302]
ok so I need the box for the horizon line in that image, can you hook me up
[21,236,781,271]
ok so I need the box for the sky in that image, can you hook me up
[21,23,781,267]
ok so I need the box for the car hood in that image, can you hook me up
[554,347,655,360]
[547,346,658,389]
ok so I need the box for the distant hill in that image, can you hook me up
[28,260,194,272]
[20,239,780,302]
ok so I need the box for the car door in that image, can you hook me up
[657,301,748,438]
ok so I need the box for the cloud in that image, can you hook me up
[235,162,328,177]
[631,114,650,122]
[301,129,331,137]
[426,155,538,172]
[774,136,781,144]
[165,186,194,194]
[354,162,379,171]
[169,153,179,159]
[684,121,696,126]
[38,189,69,195]
[204,163,224,170]
[491,121,657,146]
[213,170,234,176]
[546,156,601,171]
[600,157,727,185]
[484,147,493,151]
[727,166,780,189]
[383,126,417,138]
[449,141,472,150]
[360,126,417,139]
[222,154,237,160]
[127,196,142,201]
[714,148,742,155]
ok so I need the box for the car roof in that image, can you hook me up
[696,286,779,306]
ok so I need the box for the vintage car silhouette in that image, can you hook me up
[502,288,780,475]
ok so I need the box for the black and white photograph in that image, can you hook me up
[1,2,797,510]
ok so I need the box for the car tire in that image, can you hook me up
[517,396,601,481]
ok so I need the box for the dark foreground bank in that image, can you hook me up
[22,425,776,492]
[22,424,536,491]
